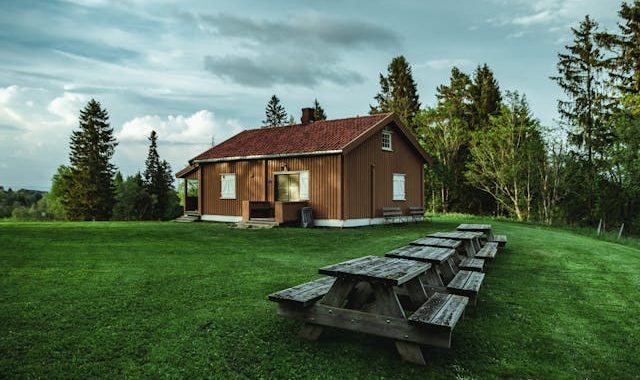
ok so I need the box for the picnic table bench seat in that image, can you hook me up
[475,242,498,260]
[268,277,336,307]
[446,270,485,305]
[458,257,485,272]
[408,293,468,343]
[490,234,507,247]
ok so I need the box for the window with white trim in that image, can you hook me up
[393,173,405,201]
[382,129,392,151]
[220,174,236,199]
[275,171,309,202]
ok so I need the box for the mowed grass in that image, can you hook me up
[1,216,639,379]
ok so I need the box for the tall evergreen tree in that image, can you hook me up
[65,99,117,220]
[470,64,502,130]
[143,131,174,220]
[598,1,640,94]
[262,95,287,127]
[313,99,327,120]
[551,15,613,166]
[370,55,421,131]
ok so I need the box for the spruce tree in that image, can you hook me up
[65,99,117,220]
[370,55,421,131]
[598,1,640,94]
[262,95,287,127]
[551,15,613,222]
[313,99,327,120]
[551,15,613,166]
[143,130,174,220]
[470,64,502,130]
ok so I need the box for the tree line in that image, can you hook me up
[367,2,640,234]
[14,99,181,221]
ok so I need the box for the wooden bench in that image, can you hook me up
[458,257,485,272]
[382,207,403,223]
[268,277,335,307]
[409,206,424,222]
[446,270,485,305]
[490,234,508,248]
[475,242,498,260]
[408,293,468,347]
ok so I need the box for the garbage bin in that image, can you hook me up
[300,207,314,228]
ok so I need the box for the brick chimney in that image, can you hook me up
[301,107,315,124]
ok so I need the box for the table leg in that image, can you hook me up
[439,259,457,283]
[420,267,444,295]
[463,240,476,257]
[403,277,428,309]
[371,283,426,365]
[299,277,356,341]
[472,237,482,251]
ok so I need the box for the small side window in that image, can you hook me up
[220,174,236,199]
[382,130,392,151]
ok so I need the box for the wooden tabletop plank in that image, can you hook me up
[428,231,483,240]
[385,245,455,264]
[318,256,431,285]
[457,223,492,231]
[410,237,461,249]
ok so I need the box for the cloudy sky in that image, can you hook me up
[0,0,622,190]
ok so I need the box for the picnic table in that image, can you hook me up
[456,224,508,247]
[426,231,483,257]
[457,223,494,240]
[269,255,469,365]
[385,245,486,305]
[385,245,457,283]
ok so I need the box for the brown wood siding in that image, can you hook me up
[343,123,425,219]
[200,154,341,219]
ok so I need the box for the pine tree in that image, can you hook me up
[551,16,612,223]
[370,55,421,131]
[262,95,288,127]
[551,15,613,166]
[65,99,117,220]
[470,64,502,130]
[598,1,640,94]
[143,130,174,220]
[313,99,327,120]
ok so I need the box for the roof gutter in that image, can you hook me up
[192,150,343,164]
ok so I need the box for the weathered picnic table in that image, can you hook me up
[410,237,485,272]
[456,224,508,247]
[269,255,469,365]
[427,231,483,257]
[385,245,486,305]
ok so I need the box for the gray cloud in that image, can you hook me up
[203,54,364,87]
[0,124,23,132]
[188,11,397,87]
[190,12,400,49]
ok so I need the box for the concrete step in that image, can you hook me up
[173,215,201,222]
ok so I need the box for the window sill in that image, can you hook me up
[220,197,236,200]
[382,148,393,152]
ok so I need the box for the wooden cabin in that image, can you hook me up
[176,110,430,227]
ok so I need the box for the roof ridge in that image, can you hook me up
[249,112,391,131]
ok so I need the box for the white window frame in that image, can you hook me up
[273,170,310,201]
[220,173,236,199]
[392,173,405,201]
[382,129,393,151]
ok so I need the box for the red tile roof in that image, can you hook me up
[191,113,392,161]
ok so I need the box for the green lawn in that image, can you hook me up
[1,216,639,379]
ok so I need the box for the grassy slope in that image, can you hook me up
[0,216,638,379]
